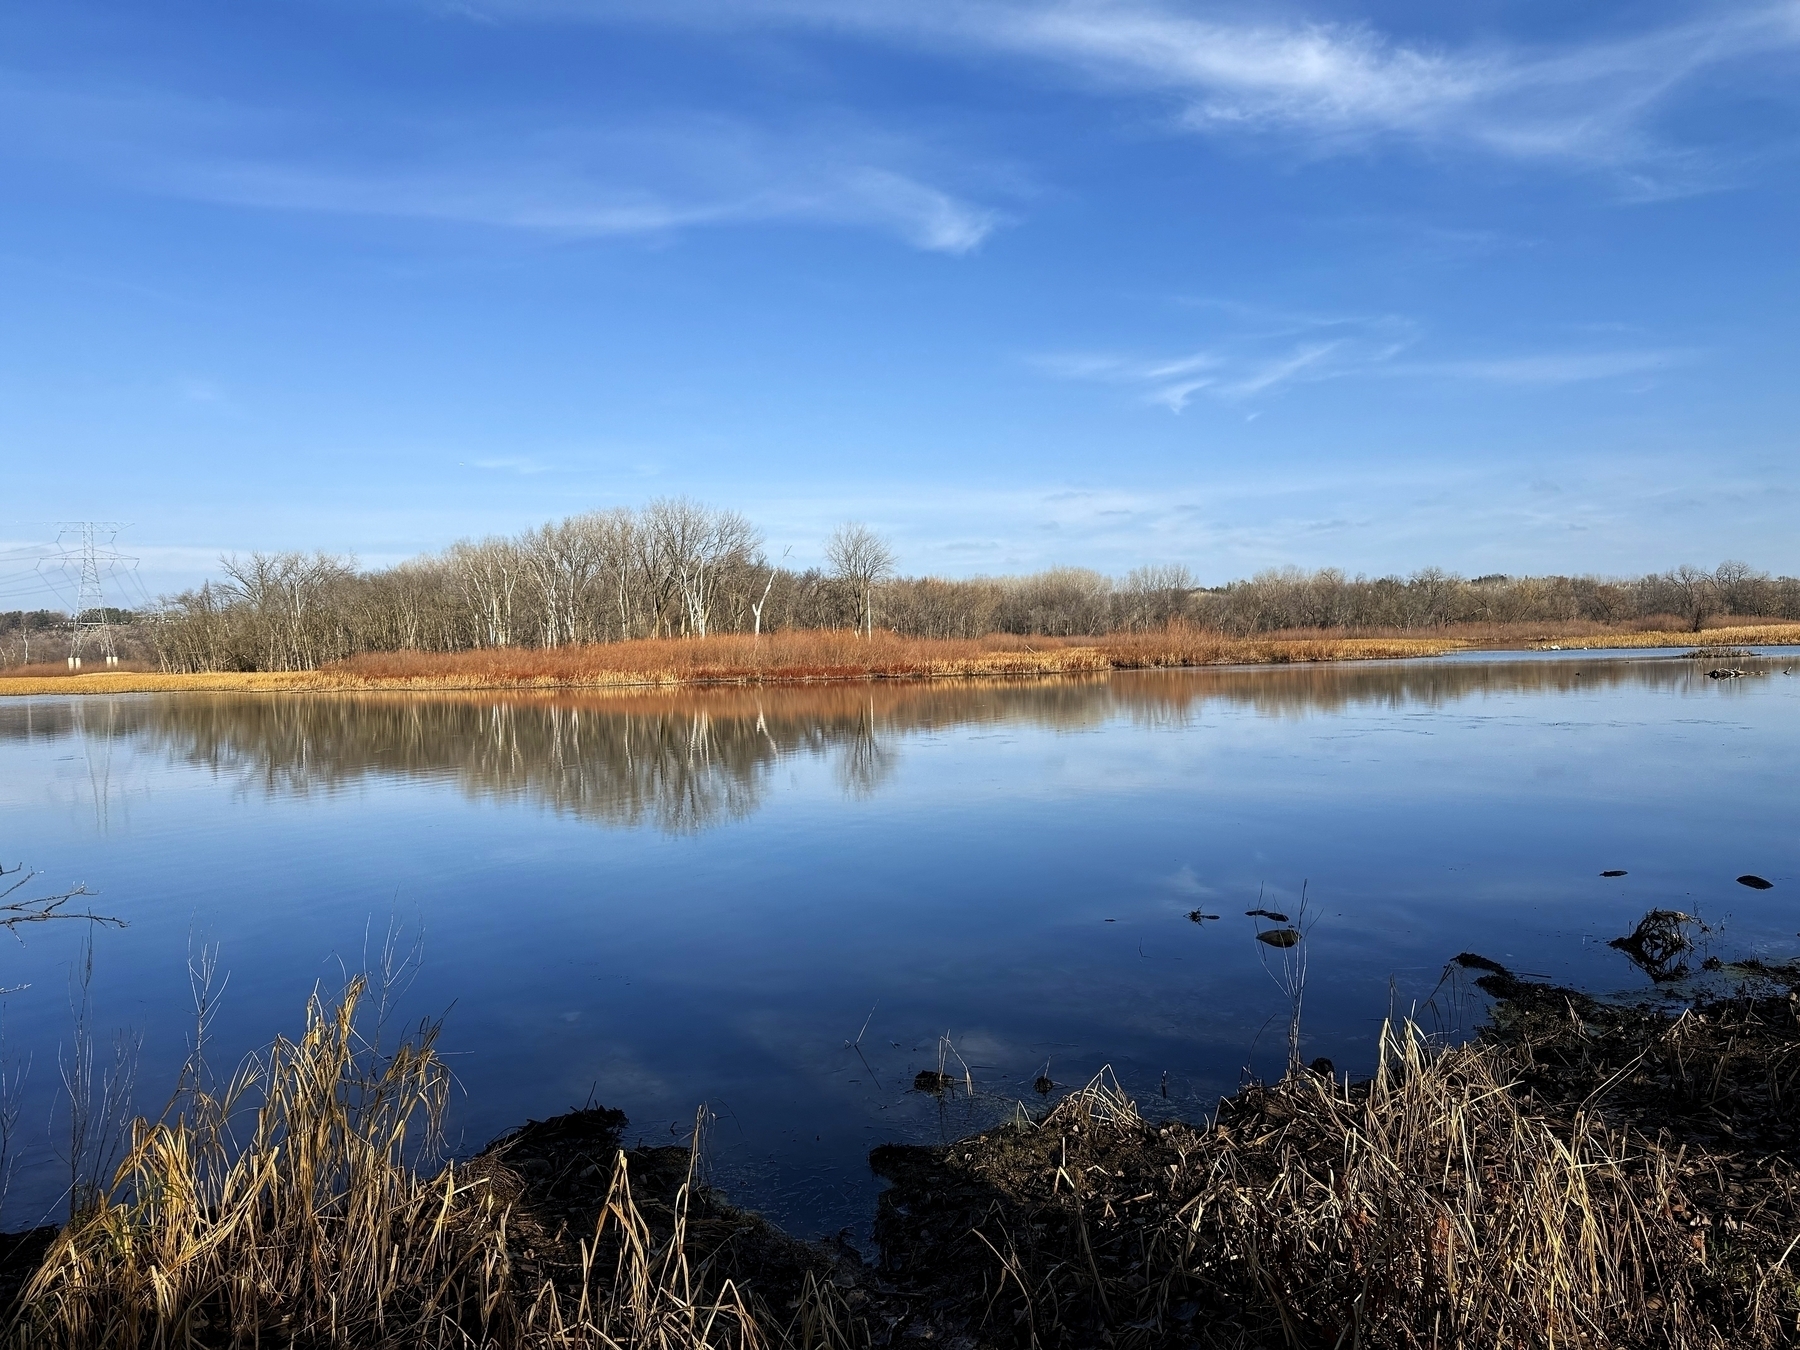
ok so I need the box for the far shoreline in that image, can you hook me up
[2,621,1796,698]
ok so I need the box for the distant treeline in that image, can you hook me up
[7,502,1796,673]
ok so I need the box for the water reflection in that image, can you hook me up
[1,651,1794,1242]
[0,655,1773,834]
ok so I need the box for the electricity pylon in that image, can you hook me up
[40,523,138,667]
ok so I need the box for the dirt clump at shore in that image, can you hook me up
[471,1105,860,1330]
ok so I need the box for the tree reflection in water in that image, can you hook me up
[0,656,1762,834]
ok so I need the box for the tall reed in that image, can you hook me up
[8,980,772,1349]
[916,1021,1782,1347]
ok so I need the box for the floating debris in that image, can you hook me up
[1600,869,1628,878]
[1186,909,1220,923]
[913,1070,953,1095]
[1245,908,1290,922]
[1256,927,1301,949]
[1738,875,1774,890]
[1609,909,1710,982]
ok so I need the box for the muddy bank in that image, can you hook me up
[489,953,1800,1347]
[9,945,1800,1347]
[433,956,1800,1346]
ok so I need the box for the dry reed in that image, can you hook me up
[6,980,777,1350]
[1529,621,1800,651]
[10,618,1800,700]
[0,628,1462,698]
[10,621,1798,700]
[13,956,1800,1348]
[871,1015,1800,1348]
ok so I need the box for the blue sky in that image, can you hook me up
[2,0,1797,599]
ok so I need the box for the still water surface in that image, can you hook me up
[2,653,1796,1238]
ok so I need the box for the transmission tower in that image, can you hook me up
[39,523,140,668]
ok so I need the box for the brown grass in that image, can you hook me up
[869,1004,1800,1348]
[1525,621,1800,650]
[14,957,1800,1347]
[0,662,158,680]
[0,670,341,696]
[326,629,1465,685]
[0,629,1460,698]
[5,621,1796,699]
[8,979,779,1350]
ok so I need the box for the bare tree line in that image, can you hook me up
[6,502,1795,673]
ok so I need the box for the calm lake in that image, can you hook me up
[2,651,1796,1240]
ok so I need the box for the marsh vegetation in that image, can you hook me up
[8,930,1800,1348]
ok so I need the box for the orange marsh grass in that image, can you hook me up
[7,622,1800,700]
[0,628,1463,698]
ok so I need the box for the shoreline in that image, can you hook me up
[3,621,1797,699]
[8,938,1798,1346]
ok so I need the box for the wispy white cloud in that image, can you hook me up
[165,147,1001,254]
[488,0,1800,187]
[0,77,1003,254]
[1034,310,1415,408]
[1393,349,1693,384]
[467,456,554,474]
[1036,311,1692,409]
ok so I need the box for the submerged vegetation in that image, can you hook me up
[8,925,1800,1347]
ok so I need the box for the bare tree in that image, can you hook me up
[449,538,525,648]
[751,546,793,638]
[1713,560,1769,617]
[219,552,356,670]
[521,516,612,648]
[1119,564,1194,632]
[646,499,761,638]
[825,523,896,638]
[143,507,1800,664]
[1667,564,1718,633]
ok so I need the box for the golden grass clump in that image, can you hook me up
[1195,1025,1703,1347]
[871,1018,1800,1348]
[7,979,770,1350]
[1531,621,1800,651]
